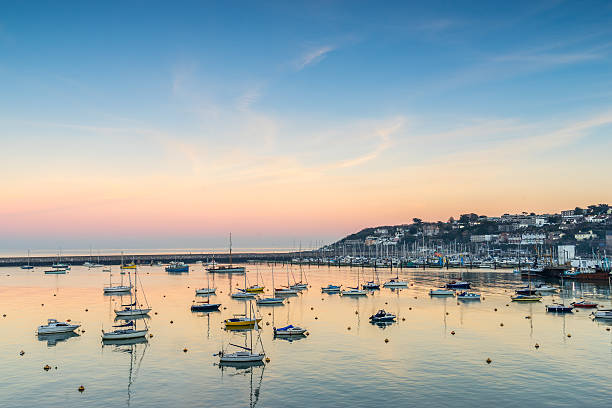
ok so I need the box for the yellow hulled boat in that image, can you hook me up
[246,285,265,293]
[224,316,262,328]
[511,295,542,302]
[121,263,137,270]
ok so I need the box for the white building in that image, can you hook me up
[557,245,575,265]
[521,233,546,245]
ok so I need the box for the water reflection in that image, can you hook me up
[37,331,80,347]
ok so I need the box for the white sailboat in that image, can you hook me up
[114,266,151,317]
[232,270,257,299]
[219,302,265,364]
[341,267,367,296]
[104,253,132,294]
[195,272,217,295]
[257,266,285,305]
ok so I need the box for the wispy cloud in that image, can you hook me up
[296,45,335,70]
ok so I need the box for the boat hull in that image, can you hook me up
[219,353,265,363]
[38,324,80,334]
[224,318,262,327]
[103,286,132,294]
[256,298,285,305]
[114,308,152,317]
[102,329,148,340]
[191,303,221,312]
[195,288,216,295]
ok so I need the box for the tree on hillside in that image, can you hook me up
[412,218,422,225]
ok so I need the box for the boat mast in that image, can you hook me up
[229,232,233,266]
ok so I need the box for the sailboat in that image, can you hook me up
[257,266,285,305]
[102,319,148,341]
[290,249,308,290]
[191,276,221,312]
[362,266,380,289]
[512,267,542,302]
[207,233,246,273]
[341,268,367,296]
[545,272,573,313]
[195,271,217,295]
[321,284,342,293]
[382,268,408,287]
[274,263,299,295]
[104,253,132,294]
[20,249,34,269]
[232,270,257,299]
[52,248,70,270]
[224,299,262,328]
[246,267,265,293]
[114,266,151,317]
[219,302,265,364]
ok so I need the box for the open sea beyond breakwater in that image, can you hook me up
[0,264,611,407]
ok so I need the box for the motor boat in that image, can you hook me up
[592,309,612,319]
[571,300,598,308]
[369,310,396,322]
[457,291,481,300]
[273,325,307,336]
[429,289,455,296]
[321,284,341,293]
[545,304,573,313]
[166,262,189,273]
[446,281,471,289]
[37,319,80,335]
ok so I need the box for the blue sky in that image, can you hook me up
[1,1,611,252]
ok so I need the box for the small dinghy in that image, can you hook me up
[273,325,307,336]
[457,291,481,300]
[571,300,598,308]
[446,281,471,289]
[369,310,396,322]
[429,289,455,296]
[37,319,80,335]
[321,284,341,293]
[545,304,573,313]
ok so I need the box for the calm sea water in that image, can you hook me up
[0,264,611,407]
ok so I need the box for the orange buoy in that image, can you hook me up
[384,338,389,343]
[183,348,188,353]
[486,358,492,364]
[451,331,455,335]
[44,365,51,371]
[535,343,540,348]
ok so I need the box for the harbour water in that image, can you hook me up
[0,264,611,407]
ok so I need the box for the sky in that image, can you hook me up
[1,0,612,251]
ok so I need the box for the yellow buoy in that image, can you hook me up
[43,365,51,371]
[78,385,85,392]
[265,357,270,363]
[567,333,571,338]
[486,358,492,364]
[535,343,540,348]
[384,338,389,343]
[149,334,153,338]
[183,348,188,353]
